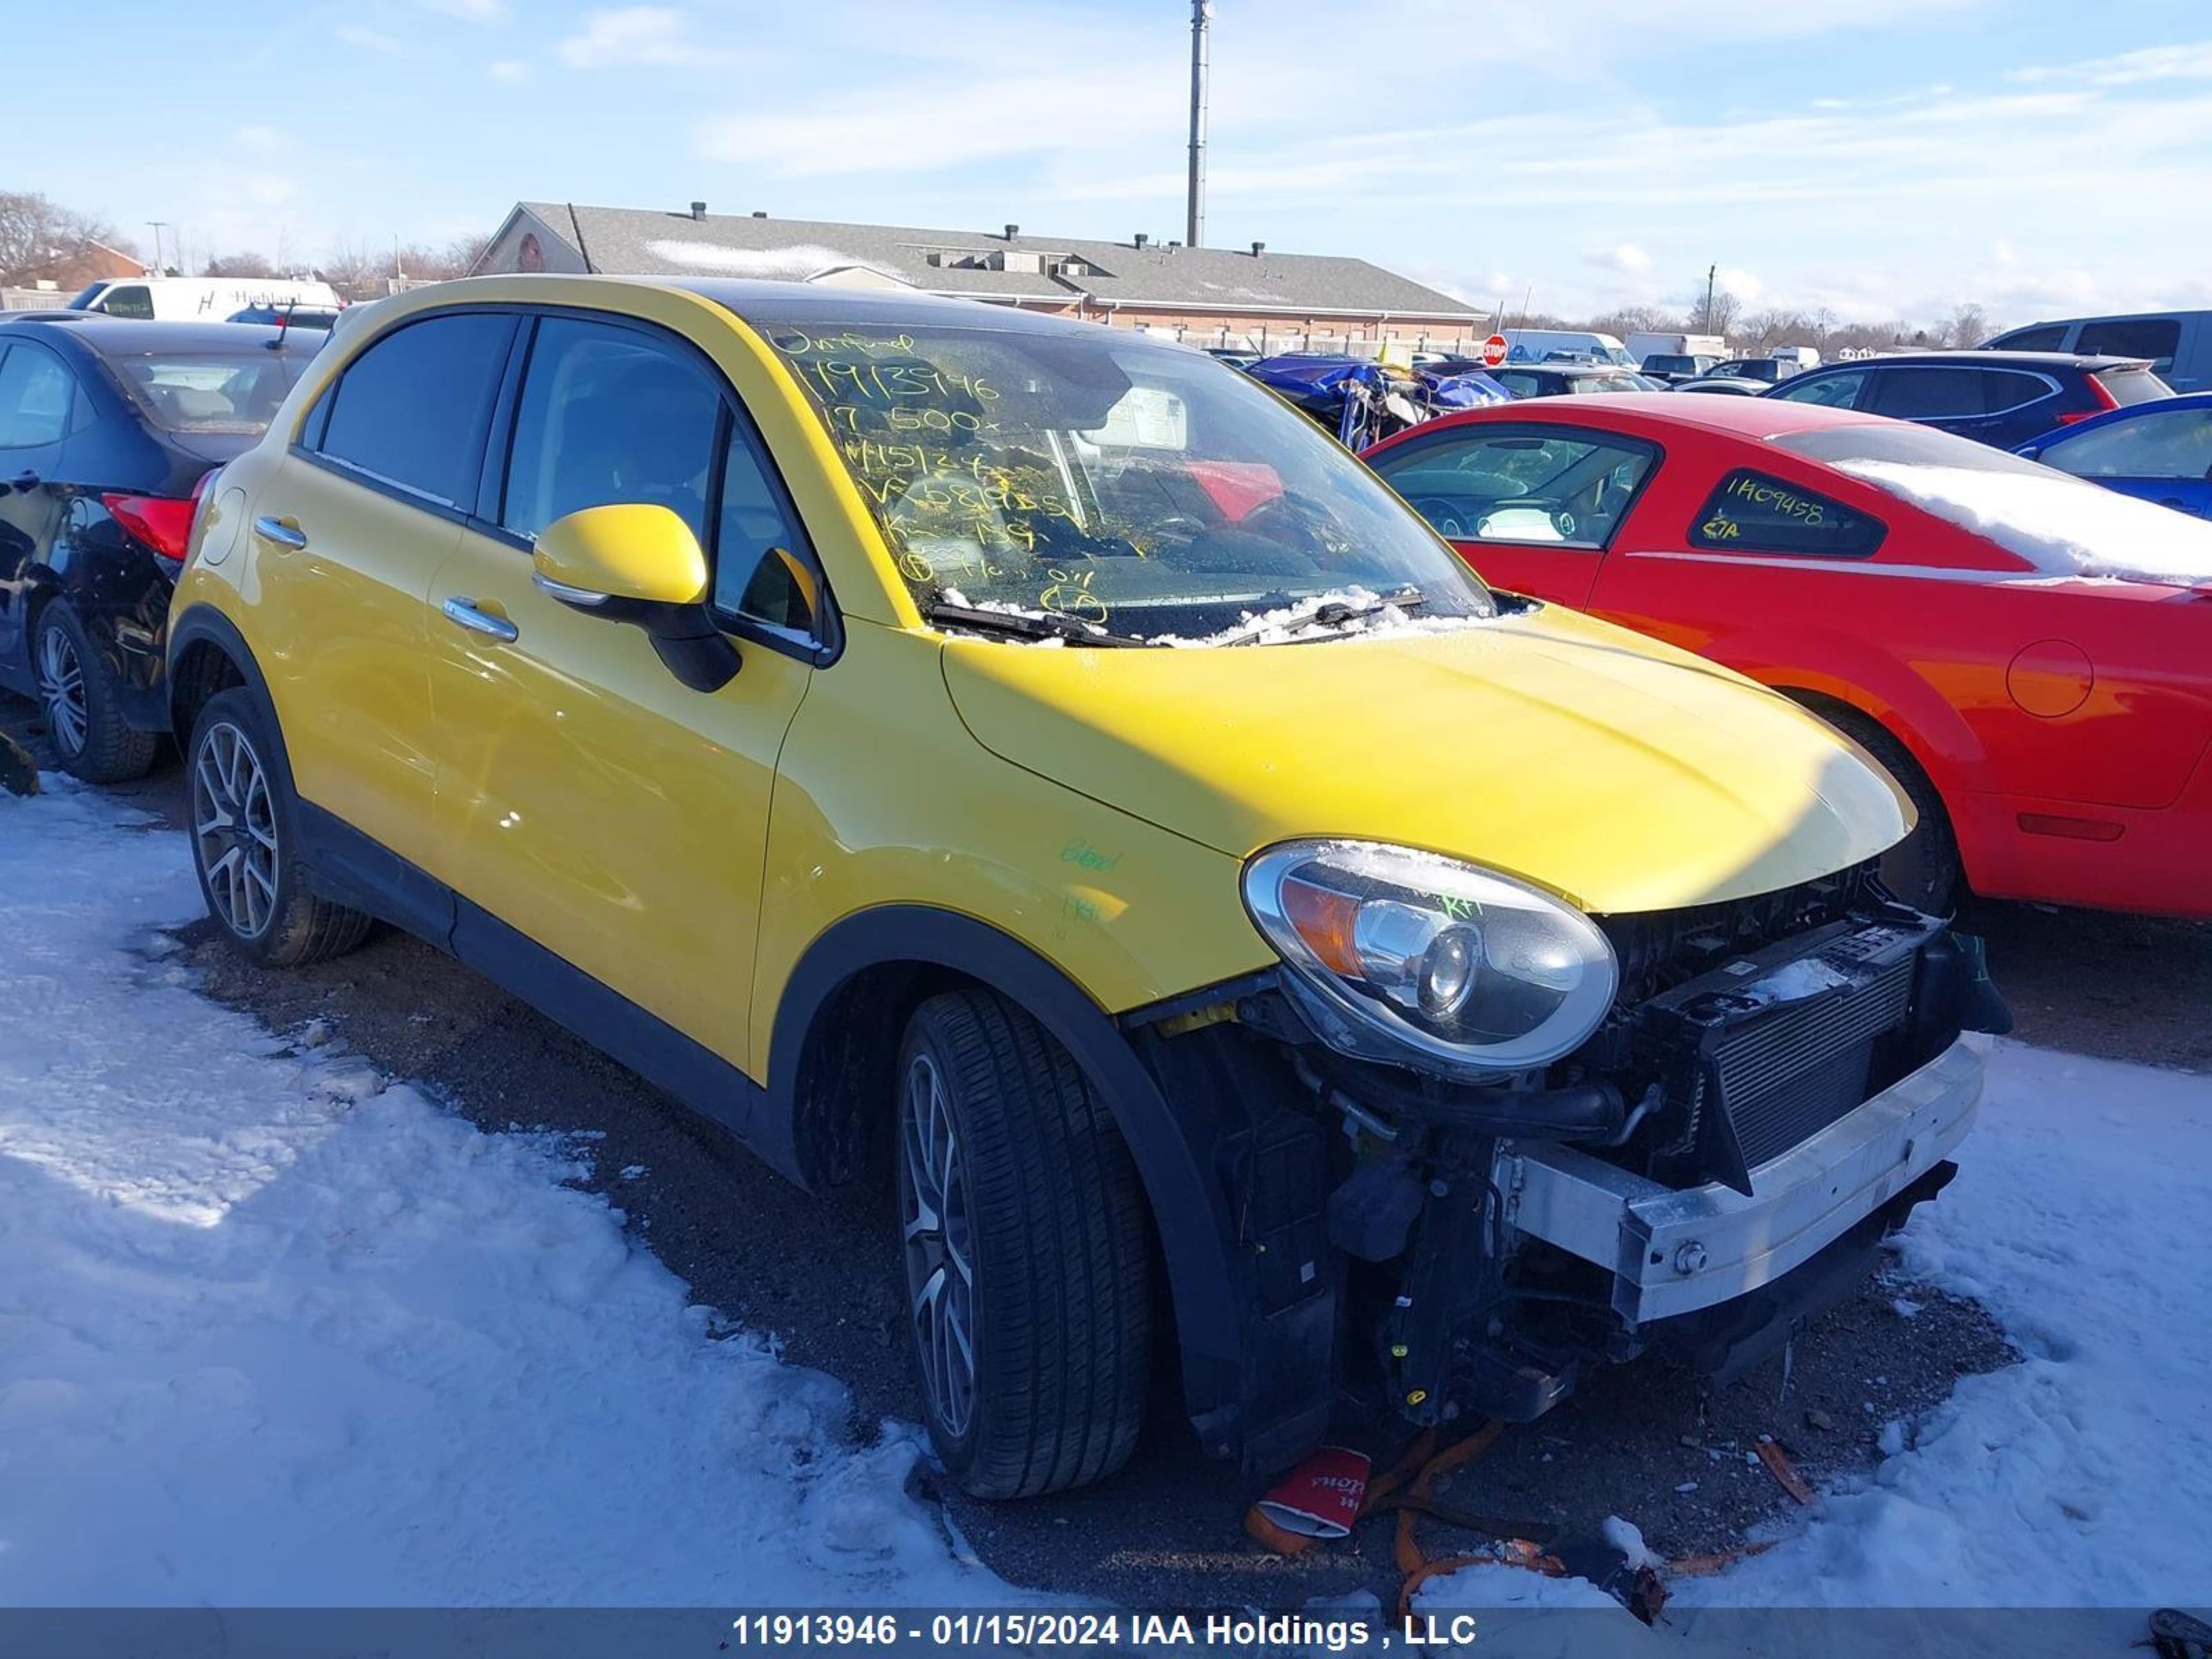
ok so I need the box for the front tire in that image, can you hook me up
[187,686,372,967]
[1821,706,1962,914]
[35,602,158,785]
[896,991,1152,1499]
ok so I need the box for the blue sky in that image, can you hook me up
[22,0,2212,327]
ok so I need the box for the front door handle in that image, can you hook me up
[3,470,38,494]
[252,515,308,550]
[442,596,518,643]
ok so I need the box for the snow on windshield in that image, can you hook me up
[1835,459,2212,587]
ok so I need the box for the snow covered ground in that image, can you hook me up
[0,780,1002,1606]
[3,777,2209,1628]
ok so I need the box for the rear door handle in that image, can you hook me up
[252,515,308,550]
[442,597,518,643]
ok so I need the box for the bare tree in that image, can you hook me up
[0,190,126,288]
[317,240,386,303]
[440,229,492,277]
[1687,285,1744,337]
[1933,303,1990,348]
[1587,303,1686,339]
[203,250,279,279]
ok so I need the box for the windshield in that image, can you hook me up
[1779,424,2212,586]
[764,317,1495,642]
[98,348,309,434]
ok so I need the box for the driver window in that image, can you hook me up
[1373,430,1656,547]
[502,318,720,545]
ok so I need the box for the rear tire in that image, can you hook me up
[895,990,1152,1499]
[35,602,158,785]
[1819,706,1962,913]
[187,687,372,968]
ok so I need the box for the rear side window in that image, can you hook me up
[1773,369,1869,409]
[1989,324,2067,351]
[2077,317,2181,366]
[1690,469,1884,558]
[0,344,75,448]
[1871,366,2048,418]
[311,312,515,508]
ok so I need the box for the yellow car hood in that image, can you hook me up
[940,606,1910,915]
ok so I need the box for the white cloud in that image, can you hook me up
[1591,243,1652,275]
[233,125,281,149]
[698,62,1181,174]
[2012,41,2212,86]
[335,23,404,54]
[560,7,720,67]
[488,57,529,80]
[1714,266,1763,303]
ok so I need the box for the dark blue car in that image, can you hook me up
[2015,391,2212,518]
[0,313,314,780]
[1765,350,2171,449]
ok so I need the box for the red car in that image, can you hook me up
[1364,396,2212,918]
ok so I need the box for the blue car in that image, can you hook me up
[1766,349,2171,449]
[2014,391,2212,518]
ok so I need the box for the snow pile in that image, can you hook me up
[1837,460,2212,586]
[1423,1040,2212,1622]
[1167,586,1494,649]
[0,781,998,1606]
[641,239,908,284]
[1750,957,1854,1000]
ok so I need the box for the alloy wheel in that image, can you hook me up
[901,1051,977,1440]
[192,722,280,939]
[35,624,87,757]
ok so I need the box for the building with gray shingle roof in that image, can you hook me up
[474,200,1484,355]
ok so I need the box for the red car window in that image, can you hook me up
[1690,469,1886,558]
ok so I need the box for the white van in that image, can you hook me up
[66,276,343,321]
[1983,310,2212,393]
[1499,328,1637,368]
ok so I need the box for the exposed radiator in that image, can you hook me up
[1716,957,1915,1169]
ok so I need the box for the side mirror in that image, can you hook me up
[532,504,739,693]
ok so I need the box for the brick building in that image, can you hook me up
[473,201,1483,357]
[1,241,148,311]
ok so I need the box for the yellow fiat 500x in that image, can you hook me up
[169,276,2004,1498]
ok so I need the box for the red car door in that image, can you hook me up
[1365,421,1662,608]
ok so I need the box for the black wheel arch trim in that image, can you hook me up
[167,605,270,740]
[765,905,1244,1368]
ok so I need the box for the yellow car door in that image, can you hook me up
[244,310,518,867]
[422,312,818,1078]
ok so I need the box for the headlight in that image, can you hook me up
[1242,841,1618,1075]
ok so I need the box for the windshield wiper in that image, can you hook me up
[1220,588,1426,647]
[921,600,1152,648]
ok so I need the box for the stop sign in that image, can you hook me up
[1480,333,1508,368]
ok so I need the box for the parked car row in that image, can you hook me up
[1364,393,2211,921]
[0,314,317,778]
[12,275,2027,1508]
